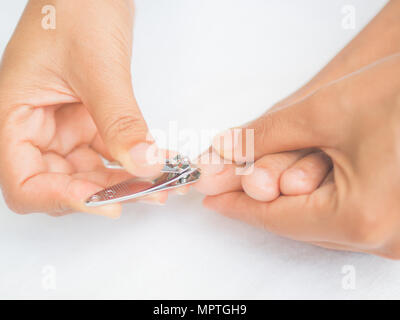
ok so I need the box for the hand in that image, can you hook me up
[204,54,400,259]
[195,0,400,203]
[0,0,166,218]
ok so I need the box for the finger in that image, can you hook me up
[47,104,113,161]
[44,104,114,162]
[0,107,127,216]
[310,241,361,253]
[212,91,340,162]
[193,149,241,196]
[203,183,341,242]
[320,170,334,186]
[174,185,191,196]
[42,152,75,174]
[70,56,163,178]
[241,149,312,202]
[4,172,122,218]
[90,132,113,160]
[47,104,98,155]
[65,145,105,172]
[280,151,332,195]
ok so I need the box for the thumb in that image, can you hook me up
[212,92,337,162]
[79,70,163,178]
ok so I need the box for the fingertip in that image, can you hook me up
[65,178,123,218]
[121,142,164,178]
[193,164,241,196]
[82,203,122,219]
[280,168,313,195]
[280,152,332,195]
[195,149,225,176]
[138,191,168,205]
[174,185,190,196]
[241,167,280,202]
[202,195,216,210]
[193,176,214,195]
[194,149,229,195]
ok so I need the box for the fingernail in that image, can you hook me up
[196,150,225,176]
[285,168,306,181]
[242,167,279,202]
[129,142,164,177]
[282,168,309,191]
[212,128,248,162]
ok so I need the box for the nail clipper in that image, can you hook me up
[85,154,201,207]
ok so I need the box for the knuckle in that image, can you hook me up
[103,113,146,144]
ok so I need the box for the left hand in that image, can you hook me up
[201,54,400,259]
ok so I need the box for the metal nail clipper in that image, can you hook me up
[85,154,201,207]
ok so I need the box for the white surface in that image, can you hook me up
[1,0,399,300]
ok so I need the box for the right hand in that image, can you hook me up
[0,0,165,218]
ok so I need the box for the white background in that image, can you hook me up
[1,0,399,299]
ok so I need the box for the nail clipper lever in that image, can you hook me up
[85,155,201,207]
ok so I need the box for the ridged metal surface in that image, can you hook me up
[86,155,200,207]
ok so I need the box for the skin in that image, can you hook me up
[196,0,400,202]
[1,0,400,259]
[207,53,400,259]
[201,0,400,259]
[0,0,168,218]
